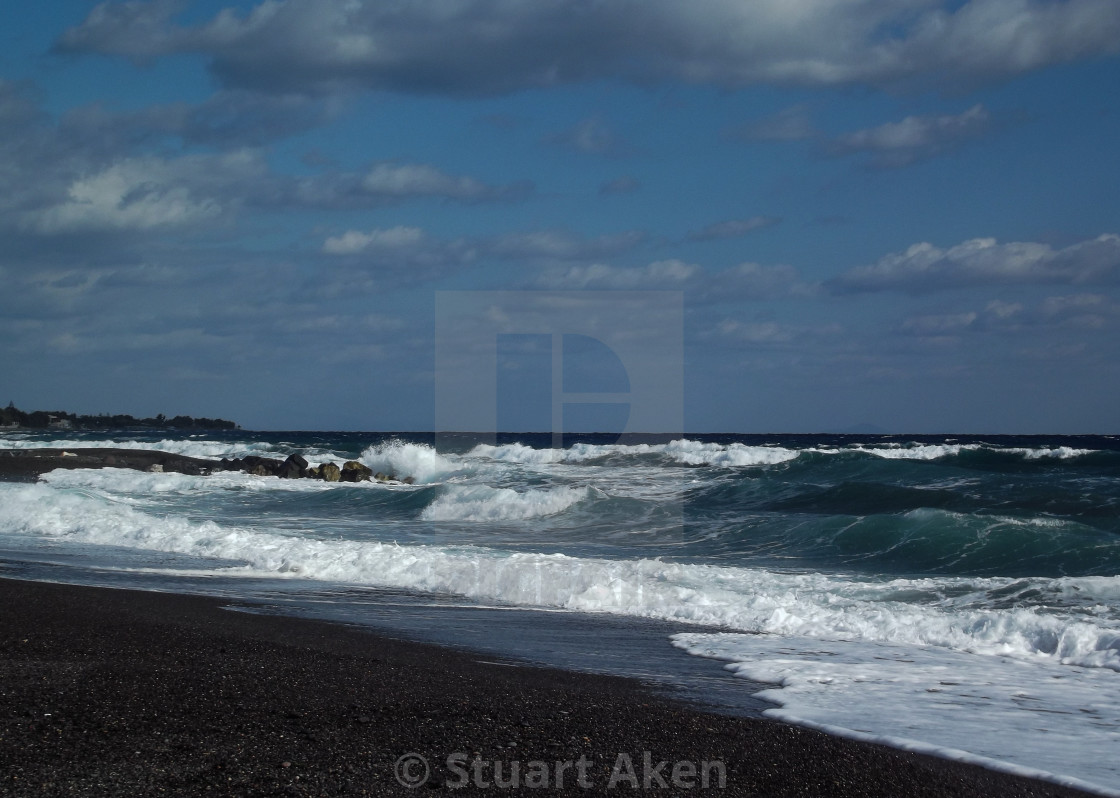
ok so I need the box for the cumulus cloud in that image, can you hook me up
[2,83,530,243]
[58,0,1120,96]
[827,104,993,168]
[539,259,700,289]
[22,152,264,234]
[539,258,809,300]
[897,294,1120,340]
[686,216,780,242]
[361,163,500,200]
[317,226,484,282]
[319,226,650,275]
[829,234,1120,294]
[322,226,426,255]
[1038,293,1120,328]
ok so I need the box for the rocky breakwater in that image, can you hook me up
[218,454,415,484]
[0,448,414,484]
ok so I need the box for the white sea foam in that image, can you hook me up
[469,442,568,465]
[853,443,1096,460]
[672,633,1120,797]
[855,443,971,460]
[420,484,590,522]
[5,479,1120,791]
[5,481,1118,670]
[468,439,799,467]
[661,440,799,466]
[1017,445,1096,459]
[359,440,463,484]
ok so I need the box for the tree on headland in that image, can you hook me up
[0,405,237,430]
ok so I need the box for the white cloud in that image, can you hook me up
[1039,293,1120,328]
[320,226,650,275]
[897,294,1120,340]
[25,156,230,234]
[361,163,493,200]
[540,259,700,289]
[829,234,1120,293]
[322,226,425,254]
[538,258,808,300]
[828,104,992,168]
[58,0,1120,95]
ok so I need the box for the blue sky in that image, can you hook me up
[1,0,1118,433]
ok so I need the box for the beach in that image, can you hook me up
[2,430,1119,795]
[0,576,1095,797]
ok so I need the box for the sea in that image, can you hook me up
[1,430,1119,795]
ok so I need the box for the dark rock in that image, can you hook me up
[340,461,372,482]
[240,456,282,477]
[319,462,341,482]
[277,454,309,479]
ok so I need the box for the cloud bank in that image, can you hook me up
[827,105,993,168]
[830,234,1120,294]
[59,0,1120,95]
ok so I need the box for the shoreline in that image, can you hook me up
[0,576,1098,797]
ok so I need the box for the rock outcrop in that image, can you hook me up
[340,461,373,482]
[0,448,415,485]
[277,454,309,479]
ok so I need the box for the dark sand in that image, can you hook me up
[0,577,1094,797]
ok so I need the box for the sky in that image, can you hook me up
[1,0,1119,433]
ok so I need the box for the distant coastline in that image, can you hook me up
[0,403,237,431]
